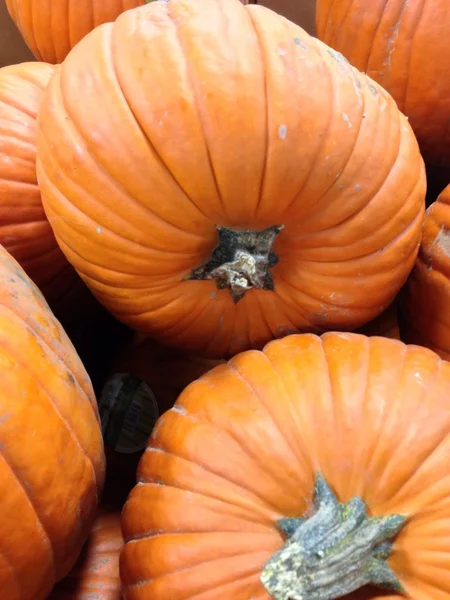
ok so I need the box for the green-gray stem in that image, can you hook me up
[261,474,407,600]
[188,225,284,302]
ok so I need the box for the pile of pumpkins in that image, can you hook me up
[1,0,450,598]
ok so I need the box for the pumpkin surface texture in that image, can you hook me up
[315,0,450,167]
[0,62,78,303]
[0,246,105,599]
[4,0,147,64]
[36,0,426,358]
[120,332,450,599]
[399,184,450,359]
[49,507,123,599]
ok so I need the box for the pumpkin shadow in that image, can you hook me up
[425,162,450,206]
[340,587,400,600]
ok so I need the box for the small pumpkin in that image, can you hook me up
[316,0,450,167]
[36,0,426,358]
[399,184,450,359]
[49,508,123,600]
[4,0,147,64]
[0,62,78,304]
[0,245,105,599]
[120,332,450,599]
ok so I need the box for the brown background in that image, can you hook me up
[1,0,34,67]
[0,0,316,67]
[258,0,316,33]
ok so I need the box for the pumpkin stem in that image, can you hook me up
[261,474,407,600]
[188,224,284,302]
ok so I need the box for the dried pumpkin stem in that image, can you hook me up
[188,225,284,302]
[261,474,407,600]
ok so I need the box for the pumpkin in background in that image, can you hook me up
[355,301,400,340]
[101,335,224,505]
[0,62,79,305]
[120,332,450,599]
[49,508,123,600]
[0,245,105,599]
[316,0,450,167]
[36,0,426,358]
[399,184,450,359]
[4,0,147,64]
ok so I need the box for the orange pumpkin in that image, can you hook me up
[399,184,450,359]
[0,245,105,599]
[49,508,123,600]
[0,62,78,304]
[120,332,450,599]
[4,0,147,64]
[316,0,450,167]
[36,0,426,358]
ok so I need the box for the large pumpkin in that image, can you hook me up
[36,0,426,358]
[399,184,450,359]
[0,62,78,304]
[0,245,105,599]
[316,0,450,167]
[49,508,123,600]
[4,0,147,64]
[120,332,450,599]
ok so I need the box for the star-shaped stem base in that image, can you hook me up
[188,225,284,302]
[261,474,407,600]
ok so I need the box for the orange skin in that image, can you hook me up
[316,0,450,167]
[400,184,450,359]
[36,0,425,358]
[120,332,450,599]
[0,246,105,599]
[4,0,146,64]
[0,62,79,304]
[49,508,123,600]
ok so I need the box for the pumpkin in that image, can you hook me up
[120,331,450,599]
[36,0,426,358]
[101,335,225,505]
[355,301,400,340]
[49,507,123,600]
[4,0,147,64]
[399,184,450,359]
[316,0,450,167]
[0,62,79,305]
[0,245,105,599]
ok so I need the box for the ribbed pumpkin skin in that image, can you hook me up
[36,0,425,358]
[399,184,450,359]
[316,0,450,167]
[120,332,450,599]
[4,0,146,64]
[0,62,78,304]
[0,246,105,599]
[49,508,123,600]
